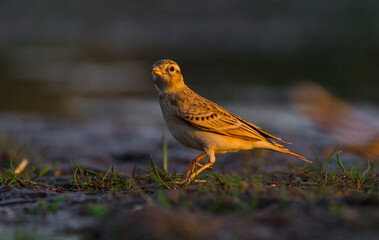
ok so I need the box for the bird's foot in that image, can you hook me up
[185,162,197,178]
[185,162,213,178]
[175,178,207,185]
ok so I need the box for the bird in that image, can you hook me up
[151,59,311,183]
[292,82,379,161]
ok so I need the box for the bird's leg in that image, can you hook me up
[186,150,215,183]
[185,152,208,178]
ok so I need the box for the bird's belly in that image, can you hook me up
[167,122,205,151]
[167,121,256,154]
[204,134,255,154]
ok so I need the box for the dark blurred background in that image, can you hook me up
[0,0,378,117]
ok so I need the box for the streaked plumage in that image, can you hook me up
[152,59,311,183]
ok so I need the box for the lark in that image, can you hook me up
[152,59,311,183]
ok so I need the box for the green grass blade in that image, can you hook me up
[163,123,168,172]
[149,154,171,189]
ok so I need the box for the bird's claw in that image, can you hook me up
[175,178,207,185]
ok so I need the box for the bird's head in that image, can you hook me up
[152,59,184,94]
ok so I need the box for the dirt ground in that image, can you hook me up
[1,161,378,240]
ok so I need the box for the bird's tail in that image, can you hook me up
[271,142,312,164]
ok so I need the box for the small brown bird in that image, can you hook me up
[292,82,379,161]
[152,59,311,183]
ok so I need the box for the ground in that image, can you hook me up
[0,103,378,240]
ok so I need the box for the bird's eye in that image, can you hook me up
[170,67,175,72]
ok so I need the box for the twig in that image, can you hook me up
[15,158,29,174]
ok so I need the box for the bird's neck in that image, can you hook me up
[157,79,186,95]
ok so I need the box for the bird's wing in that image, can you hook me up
[173,90,289,144]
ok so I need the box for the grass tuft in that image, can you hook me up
[70,160,133,191]
[149,155,177,189]
[335,153,377,190]
[0,158,40,187]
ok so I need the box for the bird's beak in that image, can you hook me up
[152,66,162,76]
